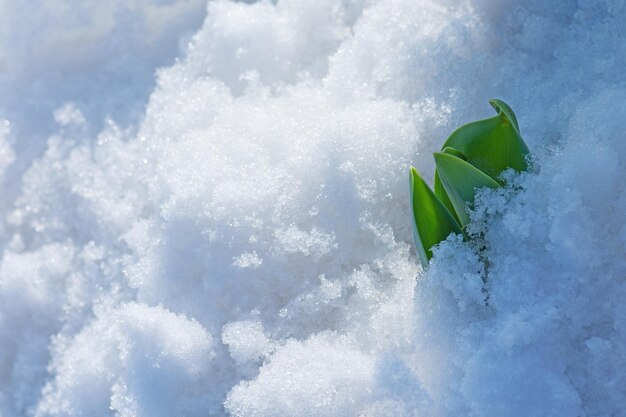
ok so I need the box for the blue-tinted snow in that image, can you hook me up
[0,1,624,416]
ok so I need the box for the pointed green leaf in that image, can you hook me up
[433,152,501,227]
[433,147,467,225]
[441,100,531,181]
[410,166,462,267]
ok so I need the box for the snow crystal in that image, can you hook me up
[1,0,625,416]
[232,251,263,269]
[53,103,86,129]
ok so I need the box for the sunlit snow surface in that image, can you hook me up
[1,0,625,416]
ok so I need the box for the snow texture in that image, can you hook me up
[1,0,625,416]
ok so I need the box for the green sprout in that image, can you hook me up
[410,99,531,267]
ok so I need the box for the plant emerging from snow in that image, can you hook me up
[410,99,532,267]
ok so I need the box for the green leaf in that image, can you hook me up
[433,147,468,225]
[441,99,530,181]
[433,170,459,225]
[410,166,463,266]
[433,152,501,227]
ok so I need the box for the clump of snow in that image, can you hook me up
[222,320,274,374]
[225,333,377,417]
[35,302,216,417]
[0,0,625,416]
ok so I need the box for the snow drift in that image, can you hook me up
[0,0,624,416]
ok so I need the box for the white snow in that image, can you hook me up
[1,0,625,416]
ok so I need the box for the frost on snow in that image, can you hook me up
[0,1,625,416]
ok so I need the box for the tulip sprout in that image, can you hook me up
[410,99,531,267]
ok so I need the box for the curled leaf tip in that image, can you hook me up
[489,98,520,132]
[441,146,468,160]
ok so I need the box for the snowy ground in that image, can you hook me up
[0,1,625,416]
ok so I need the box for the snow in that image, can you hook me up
[1,0,625,416]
